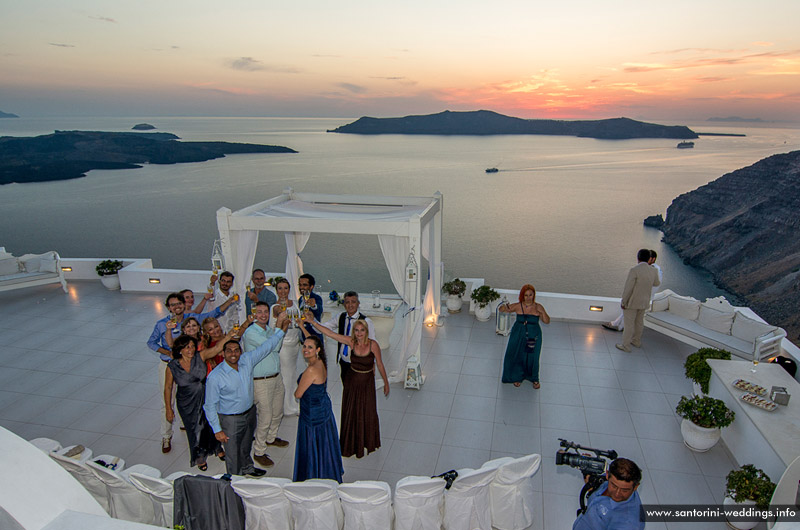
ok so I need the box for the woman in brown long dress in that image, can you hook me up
[308,315,390,458]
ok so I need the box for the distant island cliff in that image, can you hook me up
[329,110,698,140]
[0,110,19,118]
[0,130,296,185]
[661,150,800,342]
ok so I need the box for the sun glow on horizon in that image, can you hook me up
[1,1,799,122]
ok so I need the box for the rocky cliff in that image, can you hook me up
[330,110,698,140]
[662,150,800,342]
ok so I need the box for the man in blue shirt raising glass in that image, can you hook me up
[204,312,289,476]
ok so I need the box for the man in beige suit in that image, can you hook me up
[616,249,660,353]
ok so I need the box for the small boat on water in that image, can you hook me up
[677,141,695,149]
[485,167,499,173]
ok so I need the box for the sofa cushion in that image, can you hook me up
[731,312,778,343]
[20,255,41,273]
[39,257,57,273]
[697,305,734,335]
[0,258,21,276]
[668,294,701,320]
[651,292,669,312]
[646,311,752,358]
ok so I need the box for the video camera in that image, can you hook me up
[555,439,618,516]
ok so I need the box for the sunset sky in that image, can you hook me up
[2,0,799,121]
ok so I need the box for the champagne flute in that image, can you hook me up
[751,350,759,373]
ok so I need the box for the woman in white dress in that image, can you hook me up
[271,277,302,415]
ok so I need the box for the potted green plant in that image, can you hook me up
[442,278,467,313]
[723,465,776,529]
[96,259,123,290]
[684,347,732,395]
[471,285,499,322]
[675,394,735,452]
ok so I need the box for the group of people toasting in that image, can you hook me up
[147,270,389,482]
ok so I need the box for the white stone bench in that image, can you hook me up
[0,249,67,293]
[644,289,785,361]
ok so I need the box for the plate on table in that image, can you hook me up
[740,392,777,411]
[732,379,767,396]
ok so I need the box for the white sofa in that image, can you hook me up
[645,290,785,361]
[0,248,67,293]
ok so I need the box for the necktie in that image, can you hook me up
[342,316,352,361]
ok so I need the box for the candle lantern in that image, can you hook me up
[496,296,512,336]
[404,355,423,389]
[211,239,225,273]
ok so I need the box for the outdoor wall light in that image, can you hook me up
[589,305,603,312]
[149,278,161,284]
[61,267,72,272]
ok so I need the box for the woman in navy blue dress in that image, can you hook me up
[292,335,344,482]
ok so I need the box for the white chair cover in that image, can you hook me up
[129,472,186,528]
[487,454,541,530]
[56,444,93,463]
[338,481,393,530]
[284,479,343,530]
[119,463,161,481]
[443,466,499,530]
[49,452,110,514]
[231,477,293,530]
[87,461,158,524]
[394,476,446,530]
[28,437,61,453]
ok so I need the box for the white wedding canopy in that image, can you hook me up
[215,189,443,382]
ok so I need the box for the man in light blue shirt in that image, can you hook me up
[573,458,645,530]
[242,301,290,468]
[204,311,289,476]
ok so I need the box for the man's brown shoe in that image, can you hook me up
[254,454,274,467]
[161,438,172,454]
[266,438,290,448]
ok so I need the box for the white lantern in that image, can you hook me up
[404,356,423,389]
[496,296,512,336]
[211,239,225,272]
[405,248,418,282]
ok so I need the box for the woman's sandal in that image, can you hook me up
[513,382,521,387]
[198,462,208,471]
[533,381,541,389]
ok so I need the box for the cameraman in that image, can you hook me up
[572,458,644,530]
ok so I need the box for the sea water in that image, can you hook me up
[1,116,799,299]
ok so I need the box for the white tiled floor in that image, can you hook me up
[0,282,754,529]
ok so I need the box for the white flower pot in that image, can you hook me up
[100,274,121,290]
[680,418,721,452]
[474,304,492,322]
[446,294,463,313]
[723,496,759,529]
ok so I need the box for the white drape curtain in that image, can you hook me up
[284,232,310,300]
[378,236,410,303]
[231,230,259,323]
[378,232,431,382]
